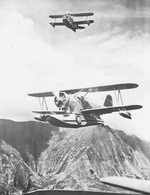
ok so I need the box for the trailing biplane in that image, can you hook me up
[49,12,94,32]
[28,83,142,128]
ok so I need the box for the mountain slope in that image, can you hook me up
[0,119,150,193]
[0,119,58,171]
[38,125,150,191]
[0,139,42,194]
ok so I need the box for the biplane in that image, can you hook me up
[28,83,142,128]
[49,12,94,32]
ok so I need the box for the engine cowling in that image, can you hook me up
[54,92,70,110]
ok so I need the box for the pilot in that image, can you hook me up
[80,96,92,109]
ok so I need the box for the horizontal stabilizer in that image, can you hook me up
[81,105,142,115]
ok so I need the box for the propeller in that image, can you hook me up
[54,92,66,108]
[52,83,70,110]
[53,91,70,112]
[65,11,70,15]
[52,90,60,98]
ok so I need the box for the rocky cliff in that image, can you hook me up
[0,119,150,193]
[0,119,58,172]
[38,125,150,191]
[0,139,42,194]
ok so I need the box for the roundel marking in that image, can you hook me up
[76,115,82,125]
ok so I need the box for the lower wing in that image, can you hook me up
[50,22,65,27]
[33,110,65,115]
[74,20,94,25]
[81,105,142,115]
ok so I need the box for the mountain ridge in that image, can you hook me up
[0,119,58,171]
[38,125,150,191]
[0,119,150,193]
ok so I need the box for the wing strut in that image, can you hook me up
[114,90,123,105]
[114,90,132,119]
[38,97,48,110]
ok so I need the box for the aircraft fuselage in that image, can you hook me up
[63,15,78,32]
[45,94,104,128]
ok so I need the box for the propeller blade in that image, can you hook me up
[52,90,60,97]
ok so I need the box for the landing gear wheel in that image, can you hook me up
[76,115,82,125]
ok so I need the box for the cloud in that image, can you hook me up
[0,1,150,141]
[0,10,68,117]
[60,33,147,82]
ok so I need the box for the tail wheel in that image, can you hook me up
[76,115,82,125]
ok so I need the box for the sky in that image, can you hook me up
[0,0,150,140]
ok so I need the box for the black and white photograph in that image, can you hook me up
[0,0,150,194]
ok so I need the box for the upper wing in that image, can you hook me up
[101,176,150,194]
[63,83,138,94]
[74,20,94,25]
[49,13,94,18]
[28,83,139,98]
[81,105,142,115]
[71,12,94,17]
[28,91,54,97]
[49,14,64,18]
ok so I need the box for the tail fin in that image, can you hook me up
[104,95,113,107]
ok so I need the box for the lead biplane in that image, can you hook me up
[28,83,142,128]
[49,12,94,32]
